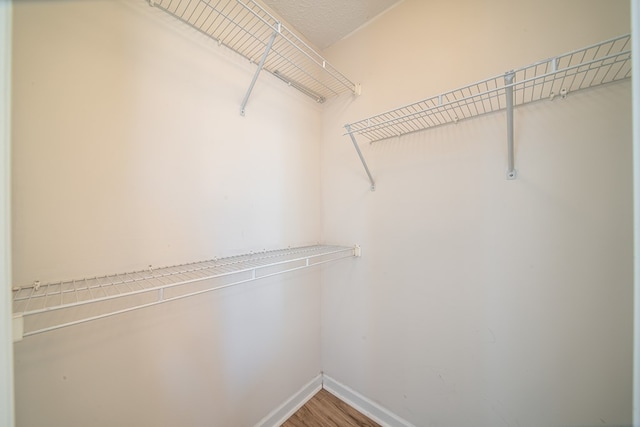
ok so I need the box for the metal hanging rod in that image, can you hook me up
[12,245,360,340]
[149,0,358,114]
[344,34,631,183]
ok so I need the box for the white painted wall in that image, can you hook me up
[11,0,636,426]
[320,1,633,426]
[11,1,323,426]
[1,1,15,426]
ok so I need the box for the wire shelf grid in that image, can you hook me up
[13,245,357,338]
[346,34,631,142]
[152,0,356,102]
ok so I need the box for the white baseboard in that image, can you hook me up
[322,374,416,427]
[256,373,414,427]
[254,374,322,427]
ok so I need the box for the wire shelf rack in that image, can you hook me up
[346,34,631,142]
[343,34,631,188]
[12,244,358,339]
[150,0,357,106]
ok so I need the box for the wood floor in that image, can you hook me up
[282,389,381,427]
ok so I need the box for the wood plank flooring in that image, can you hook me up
[282,389,381,427]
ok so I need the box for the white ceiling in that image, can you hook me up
[262,0,402,50]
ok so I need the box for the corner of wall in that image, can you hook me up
[0,1,14,426]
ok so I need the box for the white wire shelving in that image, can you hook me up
[12,244,359,340]
[149,0,358,114]
[344,34,632,188]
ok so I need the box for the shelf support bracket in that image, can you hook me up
[240,26,279,116]
[345,125,375,191]
[505,71,517,180]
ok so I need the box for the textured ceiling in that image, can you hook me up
[262,0,402,49]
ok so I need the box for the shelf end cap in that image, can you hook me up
[354,245,362,257]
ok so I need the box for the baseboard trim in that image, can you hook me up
[254,374,322,427]
[256,373,414,427]
[322,374,416,427]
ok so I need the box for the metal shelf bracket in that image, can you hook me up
[241,25,279,116]
[505,71,517,180]
[345,124,376,191]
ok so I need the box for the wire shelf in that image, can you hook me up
[151,0,356,103]
[12,245,358,339]
[346,34,631,142]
